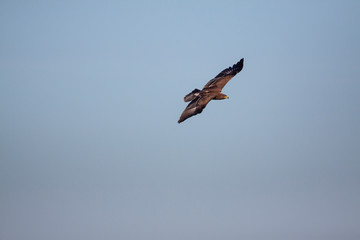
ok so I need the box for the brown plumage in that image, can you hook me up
[178,58,244,123]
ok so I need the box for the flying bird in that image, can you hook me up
[178,58,244,123]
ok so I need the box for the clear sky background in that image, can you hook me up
[1,1,360,239]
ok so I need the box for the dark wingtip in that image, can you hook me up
[215,58,244,78]
[234,58,244,73]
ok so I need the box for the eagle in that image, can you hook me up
[178,58,244,123]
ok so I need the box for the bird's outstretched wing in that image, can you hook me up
[178,93,216,123]
[203,58,244,91]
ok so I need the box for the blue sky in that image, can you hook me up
[1,1,360,239]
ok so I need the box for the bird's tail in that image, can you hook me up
[184,88,201,102]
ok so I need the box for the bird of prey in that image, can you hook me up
[178,58,244,123]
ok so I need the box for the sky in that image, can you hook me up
[1,1,360,239]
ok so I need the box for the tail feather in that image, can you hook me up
[184,88,201,102]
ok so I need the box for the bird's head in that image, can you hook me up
[214,93,229,100]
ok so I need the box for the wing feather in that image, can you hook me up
[178,94,216,123]
[203,58,244,91]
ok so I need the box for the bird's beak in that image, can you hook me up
[225,96,229,99]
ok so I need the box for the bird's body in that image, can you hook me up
[178,58,244,123]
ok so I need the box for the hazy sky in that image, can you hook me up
[1,1,360,240]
